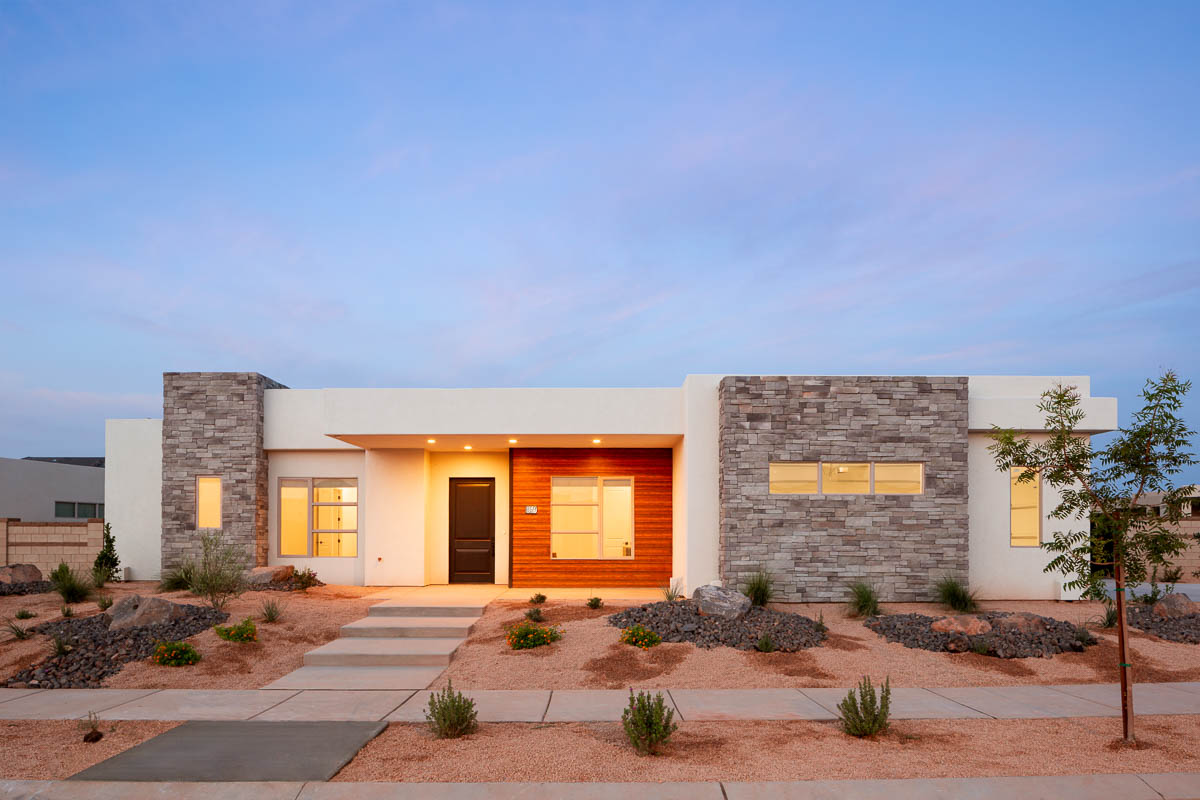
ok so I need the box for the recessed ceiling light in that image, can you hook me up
[427,438,436,444]
[463,445,472,450]
[592,438,601,444]
[508,438,518,444]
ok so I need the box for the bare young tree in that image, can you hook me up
[988,371,1195,742]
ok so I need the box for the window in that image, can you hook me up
[1010,467,1040,547]
[550,476,633,559]
[55,501,76,518]
[98,503,104,518]
[278,478,359,557]
[76,502,97,518]
[196,476,222,529]
[769,462,924,495]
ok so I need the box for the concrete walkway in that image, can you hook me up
[4,773,1200,799]
[2,682,1198,722]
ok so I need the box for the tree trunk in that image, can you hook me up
[1114,561,1135,742]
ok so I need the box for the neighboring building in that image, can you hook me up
[1138,486,1200,583]
[105,372,1118,599]
[0,456,105,523]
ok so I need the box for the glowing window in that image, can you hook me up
[278,478,358,557]
[196,477,222,529]
[279,480,309,556]
[1010,468,1041,547]
[874,463,923,494]
[550,476,633,559]
[769,462,818,494]
[821,463,871,494]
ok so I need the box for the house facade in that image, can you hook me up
[104,372,1117,600]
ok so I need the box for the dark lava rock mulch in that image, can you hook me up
[4,605,228,689]
[608,600,825,651]
[865,612,1094,659]
[0,581,53,597]
[1127,606,1200,644]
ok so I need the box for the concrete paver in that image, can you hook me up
[0,781,305,799]
[97,690,296,721]
[303,637,464,667]
[544,689,656,722]
[0,688,44,704]
[300,782,724,799]
[799,687,991,719]
[1139,771,1200,800]
[1052,682,1200,715]
[927,685,1118,719]
[0,689,159,720]
[388,690,550,723]
[253,690,414,721]
[670,689,834,721]
[723,774,1164,799]
[262,666,445,690]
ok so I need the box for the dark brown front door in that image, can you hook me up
[449,478,495,583]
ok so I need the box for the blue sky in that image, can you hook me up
[1,1,1197,480]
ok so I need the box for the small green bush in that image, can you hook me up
[49,562,91,604]
[92,522,120,586]
[529,592,547,605]
[259,598,284,623]
[158,560,196,592]
[504,620,562,649]
[293,567,320,590]
[622,689,678,755]
[214,617,257,643]
[815,612,828,634]
[1074,624,1096,646]
[50,635,73,658]
[1098,603,1119,629]
[935,576,978,613]
[96,595,113,611]
[663,580,683,603]
[970,637,991,655]
[837,676,891,737]
[192,531,248,611]
[847,581,881,618]
[425,680,478,738]
[524,607,544,622]
[620,624,662,649]
[60,605,74,618]
[756,633,777,653]
[14,609,35,620]
[152,640,201,666]
[6,620,31,640]
[586,597,603,609]
[742,570,774,607]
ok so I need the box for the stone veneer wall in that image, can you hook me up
[161,372,286,571]
[719,376,969,602]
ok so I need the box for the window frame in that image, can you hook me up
[195,476,223,530]
[54,501,76,518]
[1009,466,1042,548]
[549,475,636,561]
[277,477,360,559]
[768,462,924,496]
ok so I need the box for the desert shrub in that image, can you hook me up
[620,624,662,649]
[49,562,91,604]
[92,522,121,586]
[158,560,196,592]
[756,633,777,653]
[524,607,544,622]
[663,580,683,603]
[815,612,828,634]
[259,598,284,623]
[529,592,547,605]
[60,605,74,618]
[837,676,891,737]
[6,621,31,640]
[50,635,73,657]
[214,617,257,643]
[935,576,978,613]
[1098,603,1120,628]
[152,640,201,666]
[425,680,478,739]
[96,595,114,611]
[191,531,247,610]
[742,570,774,607]
[587,597,603,609]
[970,637,991,655]
[14,609,34,620]
[622,689,678,755]
[80,711,104,743]
[847,581,881,618]
[293,567,320,590]
[1162,565,1185,584]
[504,620,562,650]
[1074,624,1096,646]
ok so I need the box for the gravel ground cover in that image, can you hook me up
[608,600,826,651]
[1128,606,1200,644]
[865,611,1094,658]
[0,720,177,780]
[333,715,1200,783]
[0,581,52,597]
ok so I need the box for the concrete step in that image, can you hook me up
[303,638,465,667]
[262,666,446,690]
[368,602,485,618]
[340,617,476,639]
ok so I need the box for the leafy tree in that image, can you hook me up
[92,522,121,585]
[988,371,1195,742]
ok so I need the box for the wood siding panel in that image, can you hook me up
[511,448,672,587]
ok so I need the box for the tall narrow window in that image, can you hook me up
[550,476,633,559]
[1010,467,1040,547]
[312,479,358,557]
[279,479,309,556]
[196,476,222,529]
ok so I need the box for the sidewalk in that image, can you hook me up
[1,682,1198,722]
[3,773,1200,799]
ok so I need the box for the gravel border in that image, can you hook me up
[1127,606,1200,644]
[608,600,826,651]
[0,581,53,597]
[865,611,1095,659]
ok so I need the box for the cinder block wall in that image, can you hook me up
[160,372,285,570]
[0,518,104,576]
[718,376,969,602]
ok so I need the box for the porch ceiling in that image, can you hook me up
[329,433,682,451]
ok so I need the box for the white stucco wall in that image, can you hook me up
[424,451,510,585]
[0,457,105,523]
[103,419,162,580]
[675,374,722,593]
[363,448,428,586]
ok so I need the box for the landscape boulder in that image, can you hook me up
[990,612,1048,635]
[931,614,992,636]
[106,594,188,631]
[692,584,751,620]
[0,564,43,584]
[1152,593,1199,620]
[245,565,294,586]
